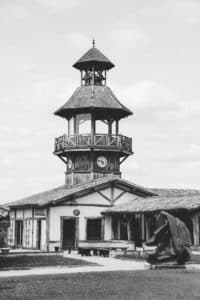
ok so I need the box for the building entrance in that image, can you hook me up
[15,220,23,246]
[36,220,42,250]
[62,218,77,249]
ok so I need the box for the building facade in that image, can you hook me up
[7,42,200,251]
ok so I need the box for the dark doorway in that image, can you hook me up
[62,218,77,249]
[15,220,23,246]
[87,218,102,240]
[36,220,42,250]
[132,215,142,247]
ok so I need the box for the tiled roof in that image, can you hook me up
[149,188,200,197]
[7,176,155,208]
[103,192,200,214]
[54,85,132,119]
[73,47,114,70]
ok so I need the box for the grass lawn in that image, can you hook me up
[0,270,200,299]
[0,255,96,269]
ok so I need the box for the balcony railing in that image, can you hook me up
[54,134,132,154]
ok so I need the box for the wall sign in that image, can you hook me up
[34,208,46,217]
[73,209,80,216]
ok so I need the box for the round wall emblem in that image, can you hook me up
[73,209,80,216]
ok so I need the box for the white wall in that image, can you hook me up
[49,205,105,251]
[24,208,32,218]
[76,192,110,205]
[10,210,15,219]
[16,209,23,219]
[114,192,141,205]
[104,215,112,240]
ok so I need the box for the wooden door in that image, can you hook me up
[36,220,42,250]
[15,220,23,246]
[62,218,77,249]
[133,216,142,247]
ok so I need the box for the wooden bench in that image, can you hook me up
[0,248,10,254]
[78,248,91,256]
[78,247,110,257]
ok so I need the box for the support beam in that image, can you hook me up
[97,191,111,203]
[119,155,129,165]
[58,156,67,165]
[113,191,126,204]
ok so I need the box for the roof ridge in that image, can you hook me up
[7,176,154,208]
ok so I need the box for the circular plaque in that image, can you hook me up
[73,209,80,216]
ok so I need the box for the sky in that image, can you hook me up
[1,0,200,204]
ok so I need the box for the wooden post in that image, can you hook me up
[67,119,70,135]
[117,217,120,240]
[91,114,95,136]
[111,184,114,204]
[108,121,112,135]
[81,70,83,86]
[74,116,77,134]
[116,120,119,135]
[141,214,145,242]
[145,215,149,241]
[192,214,199,246]
[127,216,131,241]
[46,207,50,251]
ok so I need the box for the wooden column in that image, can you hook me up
[111,184,114,204]
[46,207,50,251]
[145,215,149,241]
[127,216,131,241]
[108,121,112,135]
[117,217,120,240]
[192,214,199,246]
[74,116,77,134]
[67,119,70,135]
[116,120,119,135]
[141,214,145,242]
[81,70,83,86]
[91,114,95,136]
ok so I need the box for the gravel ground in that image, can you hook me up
[0,270,200,300]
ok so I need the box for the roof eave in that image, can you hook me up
[54,107,133,119]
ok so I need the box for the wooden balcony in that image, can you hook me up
[54,134,132,155]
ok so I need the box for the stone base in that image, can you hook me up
[150,264,186,270]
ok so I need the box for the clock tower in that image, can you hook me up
[54,41,133,187]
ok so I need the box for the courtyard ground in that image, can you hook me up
[0,255,96,269]
[0,270,200,300]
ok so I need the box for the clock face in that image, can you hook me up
[96,156,107,168]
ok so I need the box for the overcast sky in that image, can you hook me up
[1,0,200,204]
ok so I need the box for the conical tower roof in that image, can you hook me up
[73,44,114,71]
[54,85,132,119]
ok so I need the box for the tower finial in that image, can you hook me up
[92,38,95,48]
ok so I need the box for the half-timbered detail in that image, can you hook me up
[7,42,200,253]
